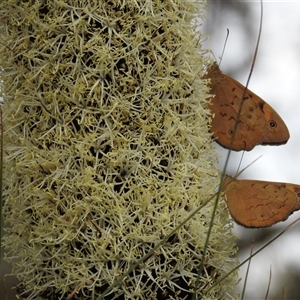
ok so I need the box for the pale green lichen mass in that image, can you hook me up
[0,1,238,299]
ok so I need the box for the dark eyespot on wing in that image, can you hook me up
[268,120,277,128]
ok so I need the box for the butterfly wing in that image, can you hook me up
[285,183,300,210]
[222,177,299,228]
[204,63,290,151]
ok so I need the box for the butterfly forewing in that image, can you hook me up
[203,63,290,151]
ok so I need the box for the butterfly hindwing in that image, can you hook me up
[222,177,300,228]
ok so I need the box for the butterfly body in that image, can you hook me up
[222,176,300,228]
[203,63,290,151]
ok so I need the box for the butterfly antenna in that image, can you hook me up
[234,155,263,178]
[235,151,245,176]
[218,28,229,66]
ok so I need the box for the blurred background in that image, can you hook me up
[203,1,300,299]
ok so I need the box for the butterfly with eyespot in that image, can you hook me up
[202,63,290,151]
[222,176,300,228]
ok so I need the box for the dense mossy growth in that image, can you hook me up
[0,1,238,299]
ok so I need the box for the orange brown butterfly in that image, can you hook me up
[222,176,300,228]
[203,63,289,151]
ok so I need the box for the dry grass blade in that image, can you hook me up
[241,240,254,300]
[264,266,272,300]
[204,217,300,294]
